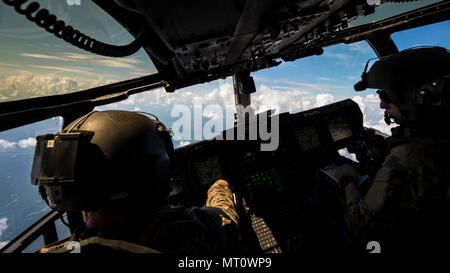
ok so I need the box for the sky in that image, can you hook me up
[0,0,449,249]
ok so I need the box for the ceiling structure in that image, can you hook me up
[0,0,449,130]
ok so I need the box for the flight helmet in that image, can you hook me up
[31,110,174,211]
[354,47,450,126]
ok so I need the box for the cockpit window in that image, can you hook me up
[0,0,157,102]
[0,117,65,252]
[391,20,450,50]
[349,0,443,28]
[1,0,448,253]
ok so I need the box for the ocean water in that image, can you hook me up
[0,153,70,252]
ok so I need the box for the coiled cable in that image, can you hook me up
[2,0,145,57]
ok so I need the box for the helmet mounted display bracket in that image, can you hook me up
[354,58,378,91]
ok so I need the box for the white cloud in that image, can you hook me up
[317,77,332,81]
[18,52,144,73]
[314,93,334,107]
[0,217,8,237]
[203,109,222,120]
[338,148,358,162]
[18,137,36,149]
[120,95,136,105]
[372,117,398,135]
[1,137,38,150]
[250,84,338,115]
[252,85,308,114]
[62,53,96,60]
[0,71,116,102]
[178,141,191,147]
[66,0,81,6]
[0,139,16,149]
[108,81,390,139]
[122,82,235,110]
[93,59,137,69]
[20,53,71,61]
[104,80,337,119]
[202,82,235,106]
[275,79,347,92]
[61,52,143,68]
[351,93,395,135]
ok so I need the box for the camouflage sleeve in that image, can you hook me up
[344,154,393,235]
[205,179,239,227]
[135,180,241,253]
[344,197,374,235]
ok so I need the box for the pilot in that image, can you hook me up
[34,110,241,253]
[337,47,450,254]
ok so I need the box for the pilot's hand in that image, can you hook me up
[336,164,359,189]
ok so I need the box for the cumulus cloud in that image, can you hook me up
[351,93,395,135]
[0,139,16,150]
[251,85,334,114]
[120,82,235,110]
[314,93,334,108]
[203,108,223,120]
[202,82,235,106]
[196,82,390,136]
[0,137,37,150]
[106,81,389,140]
[123,81,337,121]
[18,138,37,149]
[99,80,338,118]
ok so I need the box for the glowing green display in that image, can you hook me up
[244,168,283,193]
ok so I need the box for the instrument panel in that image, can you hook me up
[168,99,364,253]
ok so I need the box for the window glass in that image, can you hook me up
[0,117,63,249]
[392,20,450,50]
[0,0,157,102]
[1,1,448,251]
[348,0,442,28]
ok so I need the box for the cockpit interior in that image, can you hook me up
[0,0,448,254]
